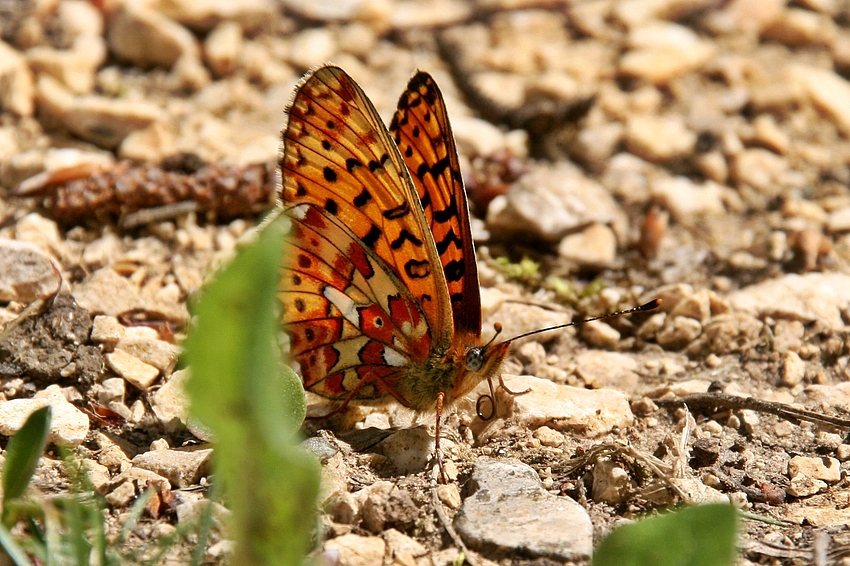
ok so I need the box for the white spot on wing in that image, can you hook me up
[382,346,407,367]
[324,286,359,326]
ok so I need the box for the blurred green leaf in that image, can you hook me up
[184,215,319,566]
[2,406,51,508]
[593,504,739,566]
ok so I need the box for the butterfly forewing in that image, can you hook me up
[280,66,463,407]
[390,72,482,337]
[280,66,453,344]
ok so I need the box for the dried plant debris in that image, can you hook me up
[15,154,277,228]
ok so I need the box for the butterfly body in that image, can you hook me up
[279,65,506,420]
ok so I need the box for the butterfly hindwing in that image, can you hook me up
[281,204,432,403]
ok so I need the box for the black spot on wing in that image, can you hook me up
[354,188,372,207]
[433,197,459,223]
[405,259,431,279]
[362,225,381,249]
[323,167,337,182]
[390,229,423,250]
[383,202,410,220]
[444,259,464,282]
[416,162,428,179]
[345,158,362,172]
[435,228,462,254]
[431,156,449,178]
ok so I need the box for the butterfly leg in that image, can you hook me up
[499,374,532,396]
[435,390,448,484]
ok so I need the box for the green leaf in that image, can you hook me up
[184,215,319,566]
[3,406,51,507]
[592,504,739,566]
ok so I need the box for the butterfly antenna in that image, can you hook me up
[505,299,661,343]
[484,322,503,349]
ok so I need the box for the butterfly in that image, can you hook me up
[277,65,658,481]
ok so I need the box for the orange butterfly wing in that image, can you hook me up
[390,73,482,338]
[279,66,455,406]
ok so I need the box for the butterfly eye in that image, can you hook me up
[465,348,484,372]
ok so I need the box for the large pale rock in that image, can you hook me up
[0,385,89,446]
[108,5,198,69]
[501,375,634,435]
[455,458,593,561]
[487,162,626,242]
[728,273,850,329]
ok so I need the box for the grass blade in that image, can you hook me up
[2,406,52,508]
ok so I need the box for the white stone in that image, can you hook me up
[533,426,565,447]
[729,273,850,329]
[107,349,160,390]
[656,316,702,349]
[502,375,633,435]
[487,162,626,242]
[793,64,850,137]
[375,427,434,475]
[288,28,337,70]
[116,332,179,372]
[620,22,715,83]
[0,40,34,116]
[73,268,140,316]
[0,239,59,302]
[203,21,242,77]
[0,385,90,446]
[558,223,617,267]
[827,206,850,232]
[56,0,104,39]
[14,213,61,255]
[625,114,697,162]
[788,455,841,483]
[580,320,621,349]
[132,447,213,488]
[90,316,125,343]
[108,5,199,69]
[323,534,386,566]
[574,351,639,391]
[158,0,277,31]
[650,177,726,221]
[780,351,806,387]
[151,369,191,431]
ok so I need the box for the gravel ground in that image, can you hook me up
[3,0,850,564]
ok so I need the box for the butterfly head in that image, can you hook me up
[452,324,511,403]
